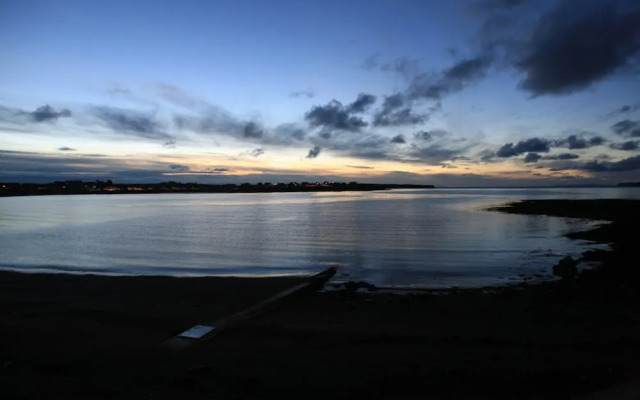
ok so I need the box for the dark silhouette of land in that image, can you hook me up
[618,181,640,187]
[1,199,640,399]
[0,180,434,197]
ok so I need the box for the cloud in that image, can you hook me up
[243,122,264,138]
[608,103,640,116]
[407,144,464,165]
[413,131,433,141]
[346,93,377,113]
[523,152,542,163]
[169,164,190,172]
[360,54,489,126]
[174,108,246,138]
[93,107,170,140]
[29,105,72,122]
[379,57,421,79]
[290,88,316,98]
[390,134,406,144]
[413,130,449,141]
[554,134,606,149]
[58,147,76,151]
[346,165,374,169]
[0,104,72,125]
[611,119,640,137]
[163,140,176,148]
[306,146,321,159]
[373,106,424,127]
[305,100,367,131]
[371,93,425,127]
[580,155,640,172]
[272,123,306,143]
[156,83,210,111]
[544,153,580,160]
[610,140,640,151]
[407,56,491,101]
[0,150,198,183]
[362,53,380,70]
[249,148,264,157]
[495,137,550,158]
[516,0,640,96]
[159,84,268,142]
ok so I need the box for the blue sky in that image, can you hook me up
[1,0,640,186]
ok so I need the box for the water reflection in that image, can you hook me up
[0,187,637,287]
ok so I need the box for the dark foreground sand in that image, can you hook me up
[2,199,640,399]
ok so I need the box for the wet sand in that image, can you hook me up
[2,199,640,399]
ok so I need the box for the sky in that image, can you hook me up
[1,0,640,187]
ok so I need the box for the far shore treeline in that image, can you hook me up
[0,180,436,197]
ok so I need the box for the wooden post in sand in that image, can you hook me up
[160,267,336,352]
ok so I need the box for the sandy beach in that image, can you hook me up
[2,199,640,399]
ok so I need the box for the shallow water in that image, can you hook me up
[1,187,638,288]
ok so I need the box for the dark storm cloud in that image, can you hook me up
[580,155,640,172]
[93,107,170,140]
[306,146,321,159]
[243,122,264,138]
[517,0,640,96]
[495,137,550,158]
[290,88,316,98]
[346,93,377,114]
[610,140,640,151]
[589,136,606,146]
[611,120,640,137]
[58,147,76,151]
[390,134,406,144]
[523,152,542,163]
[305,100,367,131]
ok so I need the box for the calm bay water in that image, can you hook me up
[1,187,639,288]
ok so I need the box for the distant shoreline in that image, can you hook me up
[0,181,435,198]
